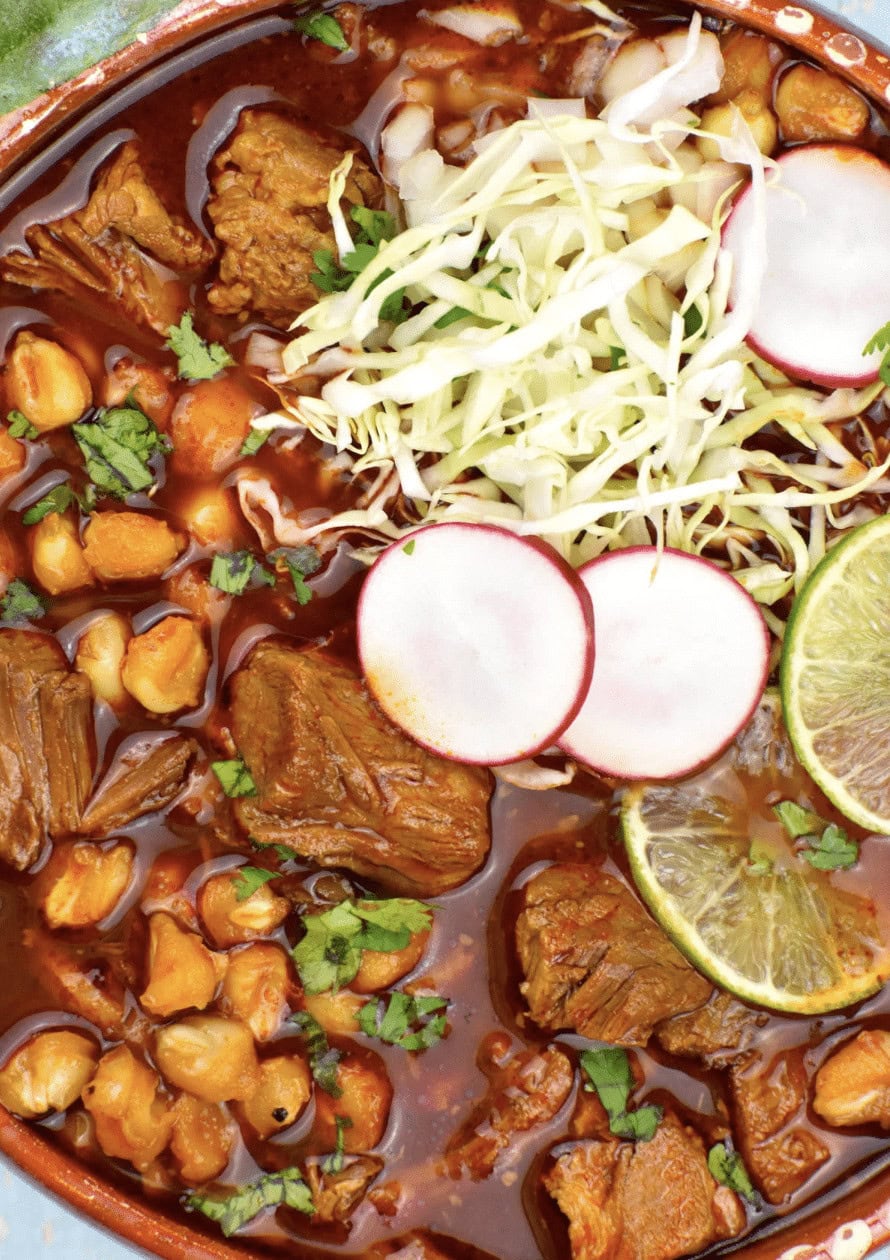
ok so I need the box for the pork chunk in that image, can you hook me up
[79,733,198,835]
[0,630,94,871]
[447,1044,573,1179]
[516,864,710,1046]
[0,142,214,334]
[206,110,383,326]
[813,1029,890,1129]
[230,644,491,896]
[655,992,767,1066]
[544,1113,745,1260]
[729,1049,829,1203]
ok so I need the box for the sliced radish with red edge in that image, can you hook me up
[558,547,769,780]
[723,144,890,388]
[357,523,594,765]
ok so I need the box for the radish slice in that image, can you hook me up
[558,547,769,780]
[357,523,594,765]
[723,144,890,388]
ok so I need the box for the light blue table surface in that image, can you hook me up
[4,0,890,1256]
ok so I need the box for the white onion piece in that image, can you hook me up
[419,3,522,46]
[381,103,435,186]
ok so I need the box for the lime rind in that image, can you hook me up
[782,514,890,835]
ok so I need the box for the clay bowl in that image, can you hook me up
[1,2,890,1258]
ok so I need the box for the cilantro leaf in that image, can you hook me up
[311,249,354,294]
[209,550,274,595]
[291,898,433,994]
[802,823,858,871]
[708,1143,757,1204]
[434,306,471,329]
[358,991,448,1051]
[268,546,321,606]
[402,539,416,556]
[350,206,397,247]
[7,410,38,439]
[240,428,269,457]
[232,866,283,903]
[322,1116,352,1173]
[21,483,80,525]
[211,757,258,798]
[72,405,168,499]
[293,8,348,50]
[0,579,45,624]
[683,303,704,338]
[580,1046,662,1143]
[290,1011,343,1097]
[251,837,296,863]
[609,346,627,370]
[187,1166,314,1236]
[310,206,407,322]
[165,312,234,381]
[864,321,890,388]
[773,800,823,840]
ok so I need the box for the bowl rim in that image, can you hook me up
[2,0,890,1257]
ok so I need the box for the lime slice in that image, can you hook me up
[621,693,889,1014]
[781,514,890,833]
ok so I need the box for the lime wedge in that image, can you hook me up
[621,693,889,1014]
[781,514,890,833]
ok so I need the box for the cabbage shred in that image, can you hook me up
[277,48,890,630]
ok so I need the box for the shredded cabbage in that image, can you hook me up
[273,26,890,626]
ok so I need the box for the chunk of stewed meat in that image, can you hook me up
[230,644,492,896]
[544,1112,746,1260]
[447,1042,573,1179]
[729,1049,830,1204]
[813,1029,890,1129]
[0,143,214,333]
[206,110,383,326]
[515,864,711,1046]
[79,733,198,836]
[0,630,94,871]
[655,992,767,1066]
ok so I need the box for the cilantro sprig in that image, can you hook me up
[579,1047,662,1142]
[209,551,275,596]
[290,1011,342,1097]
[212,757,258,798]
[707,1143,757,1204]
[292,898,432,994]
[0,579,45,625]
[232,866,283,903]
[293,8,349,50]
[187,1166,314,1236]
[166,312,234,381]
[21,481,94,526]
[311,206,408,324]
[72,405,169,500]
[773,800,859,871]
[269,545,321,606]
[358,991,448,1051]
[864,320,890,388]
[7,409,38,439]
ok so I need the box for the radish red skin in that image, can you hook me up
[558,546,770,781]
[722,144,890,389]
[357,522,595,766]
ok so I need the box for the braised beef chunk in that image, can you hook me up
[544,1113,746,1260]
[206,110,383,326]
[655,992,767,1066]
[0,142,214,333]
[729,1050,830,1203]
[79,733,198,836]
[447,1044,573,1180]
[230,644,491,896]
[304,1153,384,1223]
[516,864,711,1046]
[0,630,94,871]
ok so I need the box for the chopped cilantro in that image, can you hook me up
[72,405,169,499]
[290,1011,343,1097]
[251,837,296,863]
[0,579,45,624]
[209,551,274,595]
[864,320,890,389]
[269,546,321,606]
[609,345,627,370]
[311,205,408,323]
[402,539,416,556]
[291,897,432,994]
[211,757,258,798]
[773,800,859,870]
[434,306,472,329]
[293,8,349,50]
[7,409,38,439]
[240,427,269,457]
[21,482,80,525]
[322,1116,352,1173]
[358,991,448,1051]
[187,1166,314,1236]
[232,866,283,903]
[708,1143,757,1203]
[683,303,704,338]
[351,207,396,247]
[580,1046,662,1142]
[165,312,234,381]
